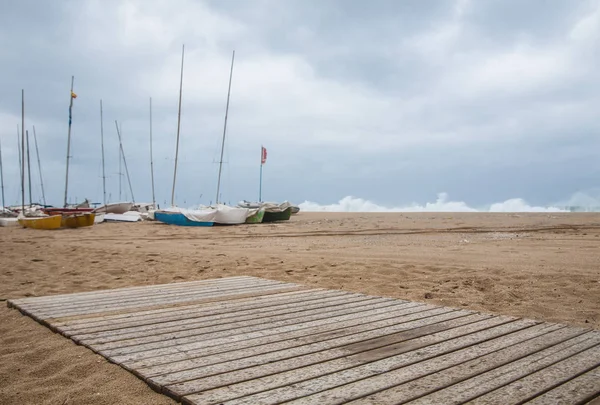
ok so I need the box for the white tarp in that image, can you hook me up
[104,212,142,222]
[261,201,292,213]
[161,207,218,223]
[213,204,249,224]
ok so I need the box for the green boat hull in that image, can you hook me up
[245,209,265,224]
[262,207,292,222]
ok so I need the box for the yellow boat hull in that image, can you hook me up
[62,213,96,228]
[18,215,63,230]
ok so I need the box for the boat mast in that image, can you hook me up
[215,50,235,205]
[16,125,22,182]
[26,130,32,206]
[32,126,46,206]
[118,122,122,201]
[115,121,135,204]
[21,89,25,212]
[0,137,5,210]
[100,100,107,206]
[63,76,75,207]
[259,146,263,202]
[171,44,185,207]
[149,97,156,207]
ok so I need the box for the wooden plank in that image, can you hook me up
[169,316,529,401]
[17,278,289,310]
[144,309,473,383]
[179,315,508,404]
[19,280,296,316]
[464,343,600,404]
[8,276,254,305]
[524,365,600,405]
[55,288,337,330]
[406,331,600,405]
[25,283,302,319]
[67,292,362,341]
[122,302,432,369]
[109,301,431,364]
[204,319,543,405]
[342,325,589,404]
[56,289,343,332]
[75,294,382,345]
[8,277,599,405]
[94,298,402,355]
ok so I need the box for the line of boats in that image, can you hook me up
[0,199,300,229]
[2,46,301,230]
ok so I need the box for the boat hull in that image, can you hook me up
[245,209,265,224]
[43,207,94,215]
[155,212,213,227]
[262,207,292,222]
[18,215,63,230]
[95,202,134,215]
[61,213,96,228]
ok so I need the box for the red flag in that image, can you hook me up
[261,146,267,165]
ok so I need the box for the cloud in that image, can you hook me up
[0,0,599,208]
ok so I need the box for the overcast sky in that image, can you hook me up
[1,0,599,209]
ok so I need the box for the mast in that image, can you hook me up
[16,125,22,182]
[115,121,135,204]
[149,97,156,207]
[259,146,263,202]
[215,50,235,205]
[0,137,5,210]
[100,100,107,206]
[63,76,75,207]
[118,122,122,201]
[171,44,185,207]
[26,130,32,206]
[32,126,46,206]
[21,89,25,212]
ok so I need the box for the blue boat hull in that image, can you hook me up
[154,212,213,227]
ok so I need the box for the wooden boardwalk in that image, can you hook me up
[7,276,600,405]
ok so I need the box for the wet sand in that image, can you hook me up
[1,212,599,404]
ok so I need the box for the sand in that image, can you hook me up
[1,212,599,404]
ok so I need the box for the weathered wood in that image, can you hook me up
[181,314,506,405]
[123,302,430,369]
[463,343,600,404]
[18,278,289,310]
[22,281,298,317]
[69,292,363,341]
[149,309,471,387]
[7,277,599,405]
[343,325,589,404]
[56,289,343,332]
[195,319,539,405]
[55,288,336,330]
[405,331,600,405]
[110,301,428,363]
[9,276,253,305]
[524,365,600,405]
[28,283,302,319]
[96,298,402,355]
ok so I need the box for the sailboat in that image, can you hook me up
[237,147,296,221]
[154,45,216,227]
[41,78,95,227]
[16,90,62,230]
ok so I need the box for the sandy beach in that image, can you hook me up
[1,212,599,404]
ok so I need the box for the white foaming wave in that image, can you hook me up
[299,193,570,213]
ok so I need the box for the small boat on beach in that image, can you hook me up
[94,202,134,215]
[245,208,265,224]
[154,207,216,227]
[18,214,62,230]
[61,212,95,228]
